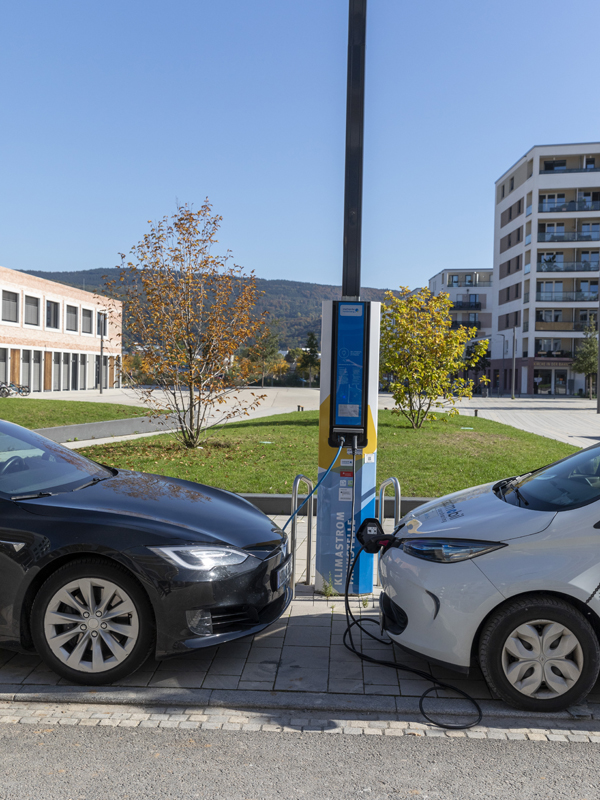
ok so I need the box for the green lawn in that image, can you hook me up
[0,399,150,430]
[79,410,578,498]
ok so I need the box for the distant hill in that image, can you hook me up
[22,268,399,349]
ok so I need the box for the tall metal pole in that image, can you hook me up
[341,0,367,301]
[597,303,600,411]
[511,326,516,399]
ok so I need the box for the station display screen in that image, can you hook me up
[333,302,367,430]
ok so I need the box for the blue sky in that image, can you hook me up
[1,0,599,290]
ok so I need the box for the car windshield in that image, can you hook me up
[502,444,600,511]
[0,422,113,499]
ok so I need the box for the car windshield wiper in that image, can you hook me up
[74,475,112,492]
[512,486,530,507]
[11,491,56,501]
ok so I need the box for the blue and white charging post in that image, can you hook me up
[315,0,380,595]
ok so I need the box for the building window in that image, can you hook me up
[544,160,566,172]
[46,301,60,329]
[24,296,39,325]
[510,177,514,191]
[2,290,19,323]
[66,305,78,332]
[586,157,596,170]
[97,312,107,336]
[82,309,93,334]
[0,348,6,383]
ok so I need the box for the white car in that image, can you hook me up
[378,444,600,712]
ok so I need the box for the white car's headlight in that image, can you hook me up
[400,538,506,563]
[149,545,251,570]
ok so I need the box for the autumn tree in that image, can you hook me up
[297,331,320,388]
[380,287,489,429]
[572,321,598,399]
[109,202,266,448]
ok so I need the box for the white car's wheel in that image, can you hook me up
[479,595,600,712]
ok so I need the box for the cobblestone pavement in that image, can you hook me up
[0,699,599,743]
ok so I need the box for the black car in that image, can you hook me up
[0,420,292,684]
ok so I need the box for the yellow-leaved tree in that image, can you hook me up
[109,202,266,448]
[380,287,489,429]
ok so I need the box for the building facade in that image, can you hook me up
[428,268,494,341]
[0,265,122,393]
[492,143,600,396]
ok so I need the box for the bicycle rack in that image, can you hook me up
[291,475,314,597]
[375,477,401,586]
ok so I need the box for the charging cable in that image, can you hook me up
[282,439,345,533]
[343,545,483,730]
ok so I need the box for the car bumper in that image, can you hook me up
[379,547,505,670]
[124,545,292,658]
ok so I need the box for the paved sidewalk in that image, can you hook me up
[454,396,600,449]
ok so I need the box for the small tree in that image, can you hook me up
[572,321,598,399]
[380,287,489,429]
[109,202,266,448]
[297,332,320,388]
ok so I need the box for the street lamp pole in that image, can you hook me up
[511,326,516,399]
[497,333,506,396]
[99,312,106,395]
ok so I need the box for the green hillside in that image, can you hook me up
[22,268,401,349]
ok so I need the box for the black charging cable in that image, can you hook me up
[342,517,483,729]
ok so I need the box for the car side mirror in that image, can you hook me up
[356,518,396,554]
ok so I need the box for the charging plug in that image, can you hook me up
[356,518,397,554]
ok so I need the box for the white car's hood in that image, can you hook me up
[400,482,556,542]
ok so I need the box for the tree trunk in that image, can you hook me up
[309,367,312,388]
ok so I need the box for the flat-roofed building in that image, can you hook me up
[493,143,600,396]
[428,268,494,341]
[0,265,122,392]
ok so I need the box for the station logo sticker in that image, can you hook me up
[340,459,353,467]
[340,305,363,317]
[338,488,353,502]
[340,471,353,477]
[364,453,375,463]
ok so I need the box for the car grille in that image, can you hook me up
[380,592,408,635]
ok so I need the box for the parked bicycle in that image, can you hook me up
[0,381,31,397]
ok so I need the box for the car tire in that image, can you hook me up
[479,595,600,712]
[31,559,155,685]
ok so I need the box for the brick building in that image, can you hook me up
[0,265,122,392]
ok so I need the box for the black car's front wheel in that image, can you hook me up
[479,595,600,712]
[31,560,155,685]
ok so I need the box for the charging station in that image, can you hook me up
[315,300,380,595]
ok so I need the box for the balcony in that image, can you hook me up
[525,233,532,244]
[526,204,532,216]
[539,200,600,213]
[534,350,574,359]
[452,301,481,310]
[538,230,600,242]
[537,261,600,272]
[451,321,481,330]
[540,167,600,174]
[523,321,529,332]
[535,321,588,332]
[536,291,598,302]
[446,280,492,288]
[524,292,529,302]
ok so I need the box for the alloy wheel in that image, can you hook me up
[501,618,584,700]
[43,577,140,673]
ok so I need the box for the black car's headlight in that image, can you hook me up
[148,545,254,571]
[400,538,506,563]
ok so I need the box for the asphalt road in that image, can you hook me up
[0,726,598,800]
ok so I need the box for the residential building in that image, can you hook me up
[428,269,493,341]
[0,265,122,392]
[492,143,600,395]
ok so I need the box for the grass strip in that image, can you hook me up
[78,410,578,498]
[0,398,150,430]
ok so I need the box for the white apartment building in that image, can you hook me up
[428,268,494,341]
[0,265,122,392]
[492,143,600,396]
